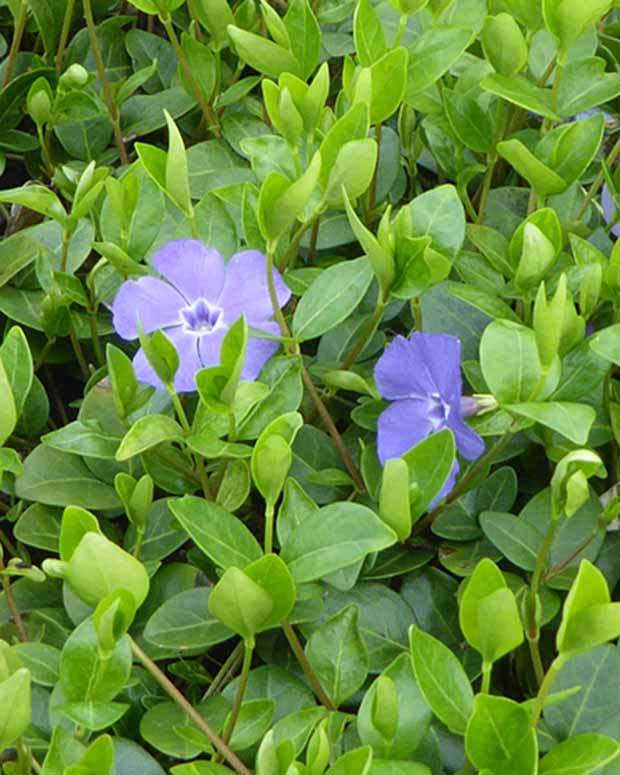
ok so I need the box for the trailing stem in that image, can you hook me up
[2,0,28,87]
[129,637,252,775]
[82,0,129,164]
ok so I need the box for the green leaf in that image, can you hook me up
[284,0,321,79]
[327,747,373,775]
[507,402,595,445]
[444,91,493,154]
[16,446,120,509]
[243,553,296,631]
[319,103,370,189]
[292,257,374,341]
[403,429,456,521]
[409,626,473,735]
[42,421,121,460]
[13,642,60,687]
[539,734,620,775]
[358,652,432,759]
[208,567,273,641]
[406,25,473,98]
[227,25,302,79]
[497,139,567,197]
[0,669,31,750]
[342,190,395,293]
[544,114,604,187]
[305,605,369,707]
[479,512,542,571]
[58,701,129,732]
[354,0,387,66]
[170,495,263,570]
[280,502,396,583]
[164,111,192,216]
[557,56,620,118]
[193,0,234,50]
[459,558,506,654]
[482,73,561,121]
[466,695,537,775]
[367,47,408,125]
[0,354,17,446]
[144,588,233,650]
[0,326,33,418]
[116,415,184,461]
[590,323,620,365]
[405,184,466,259]
[480,319,542,404]
[477,587,524,664]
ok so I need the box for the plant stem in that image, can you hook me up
[82,0,129,164]
[367,123,383,219]
[266,246,365,491]
[2,0,28,87]
[0,556,28,642]
[221,641,253,746]
[69,324,91,381]
[264,503,275,554]
[530,655,563,727]
[527,510,561,686]
[169,389,213,499]
[477,159,496,223]
[161,16,221,137]
[16,738,31,775]
[203,641,244,700]
[282,621,336,710]
[307,215,321,265]
[55,0,75,73]
[480,661,492,694]
[129,637,253,775]
[544,525,601,581]
[341,298,386,370]
[392,13,408,47]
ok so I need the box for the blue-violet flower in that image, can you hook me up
[602,184,620,238]
[112,239,290,392]
[375,332,485,500]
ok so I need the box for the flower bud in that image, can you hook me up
[27,78,53,126]
[43,532,150,608]
[533,277,566,367]
[481,14,528,77]
[379,457,411,541]
[60,63,89,89]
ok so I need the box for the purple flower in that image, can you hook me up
[375,332,485,501]
[602,184,620,238]
[112,240,290,393]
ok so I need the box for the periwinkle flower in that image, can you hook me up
[112,240,290,392]
[375,332,485,501]
[602,184,620,238]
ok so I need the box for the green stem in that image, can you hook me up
[87,306,104,367]
[60,230,71,273]
[307,214,321,265]
[264,503,275,554]
[367,123,383,219]
[341,298,387,370]
[83,0,129,164]
[282,621,336,710]
[16,738,31,775]
[477,159,496,223]
[203,641,244,700]
[0,556,28,642]
[530,656,563,727]
[527,510,561,686]
[132,528,145,559]
[34,338,56,372]
[55,0,75,73]
[129,637,253,775]
[267,244,365,491]
[480,661,492,694]
[2,0,28,87]
[392,13,408,47]
[69,324,91,381]
[169,389,213,499]
[161,16,221,137]
[221,641,253,746]
[37,125,54,178]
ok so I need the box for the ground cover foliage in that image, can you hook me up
[4,0,620,773]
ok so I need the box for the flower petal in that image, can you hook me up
[374,335,436,400]
[412,332,462,401]
[242,321,281,379]
[112,276,184,340]
[133,326,202,393]
[377,398,435,465]
[197,327,227,369]
[217,250,291,324]
[152,239,226,303]
[448,414,485,461]
[430,461,459,509]
[602,184,620,238]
